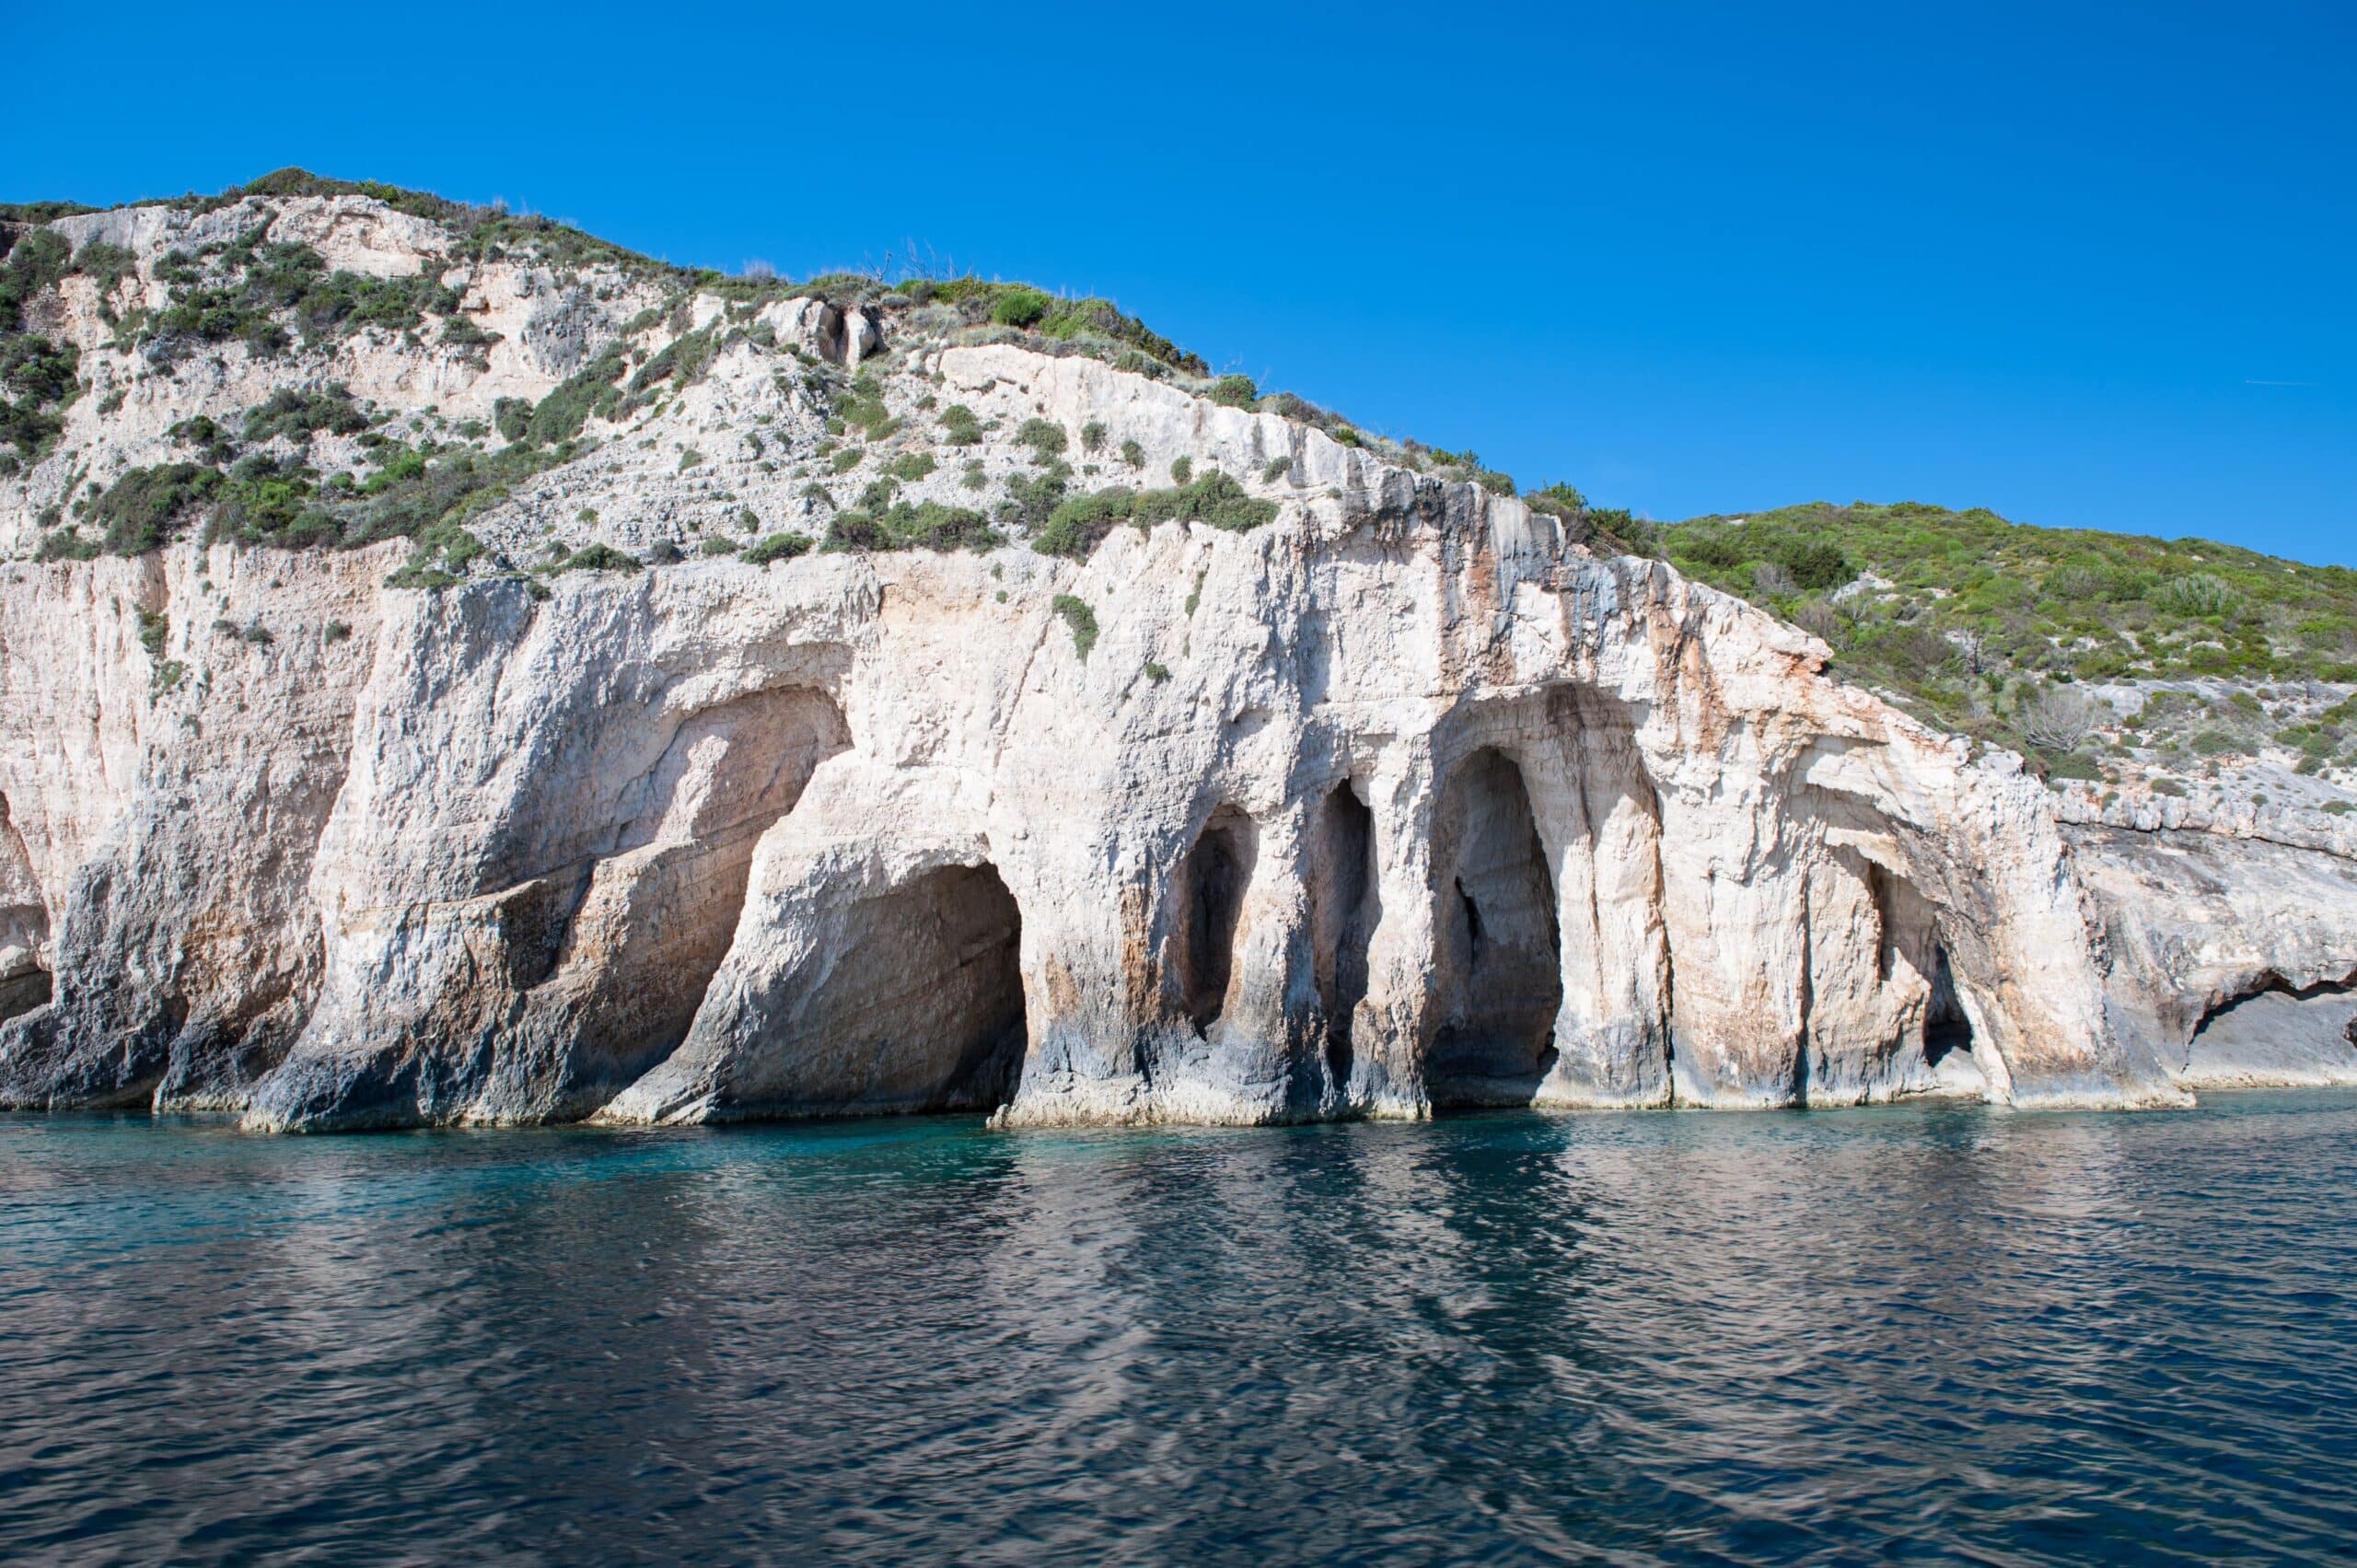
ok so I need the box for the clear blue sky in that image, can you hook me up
[8,1,2352,563]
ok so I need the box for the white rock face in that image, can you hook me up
[0,189,2345,1128]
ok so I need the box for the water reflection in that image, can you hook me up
[3,1098,2355,1563]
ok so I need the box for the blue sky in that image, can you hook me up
[8,1,2352,563]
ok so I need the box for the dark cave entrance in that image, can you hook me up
[1427,748,1563,1106]
[1922,944,1974,1069]
[838,862,1029,1112]
[1309,782,1378,1092]
[1167,807,1258,1032]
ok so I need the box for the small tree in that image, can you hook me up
[2019,684,2103,752]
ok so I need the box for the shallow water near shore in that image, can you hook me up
[5,1094,2355,1564]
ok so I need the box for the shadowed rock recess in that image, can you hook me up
[3,178,2352,1129]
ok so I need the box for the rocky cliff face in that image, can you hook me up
[2,184,2350,1128]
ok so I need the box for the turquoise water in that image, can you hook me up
[4,1096,2355,1564]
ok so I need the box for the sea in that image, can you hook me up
[5,1093,2354,1563]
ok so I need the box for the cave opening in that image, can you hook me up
[1922,944,1974,1069]
[0,790,52,1025]
[829,862,1029,1112]
[1167,807,1258,1032]
[1427,748,1563,1106]
[1309,782,1377,1092]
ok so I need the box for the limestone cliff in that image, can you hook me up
[1,180,2349,1128]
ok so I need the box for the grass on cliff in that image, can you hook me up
[1656,499,2357,751]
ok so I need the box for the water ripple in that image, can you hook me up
[4,1098,2356,1563]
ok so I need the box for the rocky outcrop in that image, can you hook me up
[2069,825,2357,1088]
[2,186,2347,1129]
[3,430,2185,1127]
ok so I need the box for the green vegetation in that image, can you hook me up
[242,385,367,444]
[832,371,897,437]
[522,345,630,445]
[1051,594,1098,660]
[1015,418,1067,462]
[82,462,223,553]
[139,230,467,365]
[938,403,982,445]
[1209,375,1257,408]
[990,287,1051,328]
[741,530,815,565]
[1031,471,1280,558]
[1,229,72,333]
[1658,499,2357,758]
[823,501,1000,552]
[0,330,79,464]
[388,521,488,587]
[549,541,641,574]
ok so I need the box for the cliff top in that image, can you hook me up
[4,171,2351,820]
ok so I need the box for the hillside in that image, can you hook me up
[1655,502,2357,823]
[5,171,2352,834]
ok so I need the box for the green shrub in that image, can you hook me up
[2153,572,2236,616]
[493,398,531,442]
[939,403,982,445]
[1051,594,1098,659]
[1033,472,1279,558]
[830,447,863,474]
[554,542,643,574]
[389,521,488,587]
[887,450,936,482]
[627,326,716,394]
[1144,661,1170,683]
[1170,457,1191,484]
[679,448,703,470]
[1,230,72,333]
[136,609,169,663]
[1209,375,1257,408]
[1475,470,1515,497]
[701,536,740,555]
[2151,777,2189,797]
[1120,439,1144,468]
[1262,457,1292,483]
[742,530,815,565]
[87,462,222,554]
[1082,421,1106,453]
[242,385,367,444]
[997,463,1071,533]
[1016,418,1067,462]
[991,287,1051,328]
[440,316,501,350]
[1,331,79,407]
[523,344,629,445]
